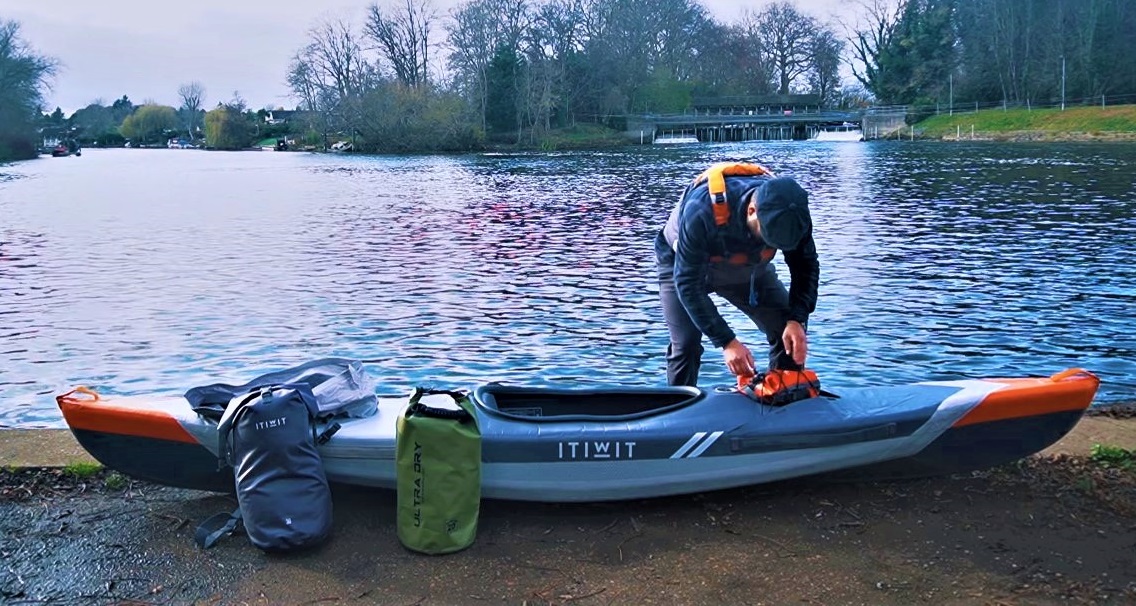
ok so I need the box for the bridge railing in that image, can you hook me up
[642,110,862,126]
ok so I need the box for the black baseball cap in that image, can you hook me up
[754,177,811,250]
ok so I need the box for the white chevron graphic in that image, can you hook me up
[670,432,706,459]
[670,431,724,458]
[686,431,724,458]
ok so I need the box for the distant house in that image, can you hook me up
[39,125,67,152]
[265,110,296,125]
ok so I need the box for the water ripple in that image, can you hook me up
[0,144,1133,427]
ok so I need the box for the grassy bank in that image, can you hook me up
[914,104,1136,141]
[486,123,630,151]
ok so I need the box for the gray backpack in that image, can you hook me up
[195,384,337,552]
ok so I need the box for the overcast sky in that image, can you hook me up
[9,0,859,114]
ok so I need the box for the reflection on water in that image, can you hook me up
[1,144,1133,427]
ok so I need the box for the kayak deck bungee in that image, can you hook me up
[56,368,1100,502]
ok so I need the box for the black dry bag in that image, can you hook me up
[195,384,335,552]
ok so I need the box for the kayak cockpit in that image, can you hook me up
[471,384,703,421]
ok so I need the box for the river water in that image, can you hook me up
[1,142,1133,427]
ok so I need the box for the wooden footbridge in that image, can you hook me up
[623,95,908,143]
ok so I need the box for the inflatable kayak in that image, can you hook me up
[56,368,1099,502]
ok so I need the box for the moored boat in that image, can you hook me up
[50,139,82,156]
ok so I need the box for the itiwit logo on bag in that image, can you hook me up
[254,417,288,430]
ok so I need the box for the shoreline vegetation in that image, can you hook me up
[233,103,1136,153]
[46,105,1136,155]
[326,104,1136,151]
[13,103,1134,158]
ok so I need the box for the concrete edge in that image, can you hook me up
[0,429,96,468]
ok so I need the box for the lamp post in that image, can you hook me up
[1061,55,1066,111]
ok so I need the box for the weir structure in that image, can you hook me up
[623,95,909,143]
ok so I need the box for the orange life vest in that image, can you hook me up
[688,162,775,227]
[686,162,776,265]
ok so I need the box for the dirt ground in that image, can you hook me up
[3,413,1136,606]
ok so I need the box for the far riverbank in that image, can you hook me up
[484,104,1136,149]
[911,104,1136,142]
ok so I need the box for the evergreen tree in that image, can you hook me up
[866,0,956,105]
[485,44,522,133]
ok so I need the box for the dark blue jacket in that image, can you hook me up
[655,175,819,348]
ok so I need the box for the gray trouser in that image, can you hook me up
[659,265,801,387]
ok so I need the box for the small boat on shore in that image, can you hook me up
[259,138,290,151]
[56,368,1099,502]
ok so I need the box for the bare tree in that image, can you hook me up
[527,0,585,127]
[808,28,844,106]
[286,18,378,148]
[287,52,340,145]
[302,18,374,102]
[0,20,58,116]
[177,81,205,112]
[447,0,530,130]
[845,0,904,96]
[0,20,58,159]
[748,2,819,95]
[226,90,247,113]
[365,0,437,87]
[577,0,713,118]
[287,53,320,111]
[520,12,554,135]
[688,21,774,98]
[177,81,205,137]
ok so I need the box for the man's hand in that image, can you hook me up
[723,339,756,377]
[783,321,808,366]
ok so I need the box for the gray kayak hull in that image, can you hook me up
[57,371,1098,502]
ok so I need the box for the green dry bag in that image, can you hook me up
[396,387,481,554]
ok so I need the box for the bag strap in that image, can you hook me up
[407,387,472,421]
[194,507,243,549]
[253,382,320,419]
[215,389,263,468]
